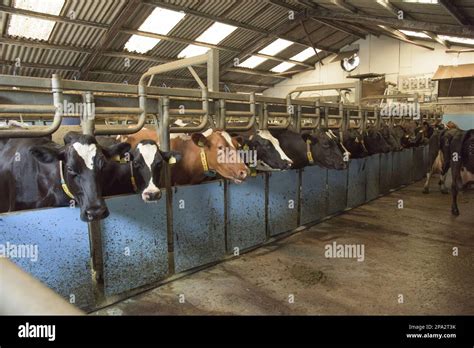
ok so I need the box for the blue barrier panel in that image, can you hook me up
[423,145,430,175]
[100,194,168,297]
[366,154,380,201]
[400,149,414,185]
[327,168,348,215]
[268,170,299,236]
[413,146,425,181]
[173,181,225,273]
[300,165,327,225]
[380,152,393,194]
[227,174,266,252]
[347,158,367,208]
[391,151,403,189]
[0,207,95,310]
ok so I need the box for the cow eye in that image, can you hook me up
[133,160,142,168]
[67,166,77,176]
[218,145,224,150]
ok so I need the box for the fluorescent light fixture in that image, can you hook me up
[258,39,293,56]
[7,0,64,40]
[271,62,296,73]
[439,35,474,46]
[178,44,209,58]
[124,7,185,54]
[138,7,185,35]
[291,47,320,62]
[399,30,430,38]
[195,22,237,45]
[177,22,237,58]
[238,55,267,69]
[124,35,161,54]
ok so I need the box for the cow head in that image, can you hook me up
[129,140,181,202]
[245,130,292,170]
[380,125,403,151]
[191,130,248,183]
[363,127,391,154]
[302,129,347,170]
[30,132,127,222]
[342,128,368,158]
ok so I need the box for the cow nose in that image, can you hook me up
[285,161,292,169]
[238,170,247,180]
[143,190,162,201]
[86,205,108,221]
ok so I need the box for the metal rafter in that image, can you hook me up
[377,25,435,50]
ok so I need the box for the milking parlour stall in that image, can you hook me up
[0,0,473,346]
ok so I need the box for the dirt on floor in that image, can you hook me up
[93,181,474,316]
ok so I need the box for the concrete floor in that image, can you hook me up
[94,180,474,315]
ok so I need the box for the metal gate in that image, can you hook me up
[366,154,380,201]
[173,181,226,273]
[0,207,95,310]
[347,158,367,208]
[100,194,168,296]
[300,165,328,225]
[327,168,348,215]
[226,174,266,252]
[268,170,299,236]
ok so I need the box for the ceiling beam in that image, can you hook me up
[0,37,93,53]
[299,19,324,64]
[296,8,474,38]
[227,68,290,79]
[80,0,141,79]
[329,0,358,13]
[439,0,471,26]
[423,31,451,48]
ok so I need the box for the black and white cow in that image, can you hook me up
[0,132,128,221]
[101,139,181,201]
[363,126,391,155]
[449,129,474,215]
[331,128,369,159]
[271,129,347,170]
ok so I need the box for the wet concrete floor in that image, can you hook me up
[94,181,474,315]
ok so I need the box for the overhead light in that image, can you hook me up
[138,7,185,35]
[178,44,209,58]
[271,62,296,73]
[291,47,321,62]
[402,0,438,3]
[177,21,237,58]
[124,35,161,54]
[124,7,185,54]
[341,53,360,72]
[238,55,267,69]
[7,0,65,41]
[258,39,294,56]
[399,30,430,38]
[439,35,474,46]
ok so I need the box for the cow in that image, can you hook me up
[270,129,347,170]
[100,139,181,201]
[234,130,293,171]
[380,124,403,151]
[170,129,249,185]
[331,128,368,159]
[0,132,128,221]
[363,126,391,155]
[449,129,474,215]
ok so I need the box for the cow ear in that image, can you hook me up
[102,142,131,159]
[63,131,81,145]
[232,136,244,149]
[30,145,64,163]
[161,150,182,164]
[191,133,209,148]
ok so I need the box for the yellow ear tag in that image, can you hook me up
[168,155,176,165]
[198,140,205,147]
[243,144,249,151]
[306,139,314,164]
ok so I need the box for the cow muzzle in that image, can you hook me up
[82,204,109,222]
[142,189,162,202]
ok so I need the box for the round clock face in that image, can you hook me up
[341,54,360,72]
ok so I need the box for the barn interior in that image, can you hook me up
[0,0,473,316]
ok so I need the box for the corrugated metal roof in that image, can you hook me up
[0,0,473,93]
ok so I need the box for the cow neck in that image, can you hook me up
[199,148,216,177]
[59,160,75,200]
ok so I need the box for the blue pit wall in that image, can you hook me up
[0,146,429,312]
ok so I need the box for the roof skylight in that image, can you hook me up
[291,47,320,62]
[238,56,267,69]
[178,44,209,58]
[271,62,296,73]
[399,30,430,38]
[124,35,161,54]
[7,0,64,41]
[439,35,474,46]
[258,39,294,56]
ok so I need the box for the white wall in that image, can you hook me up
[263,35,474,98]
